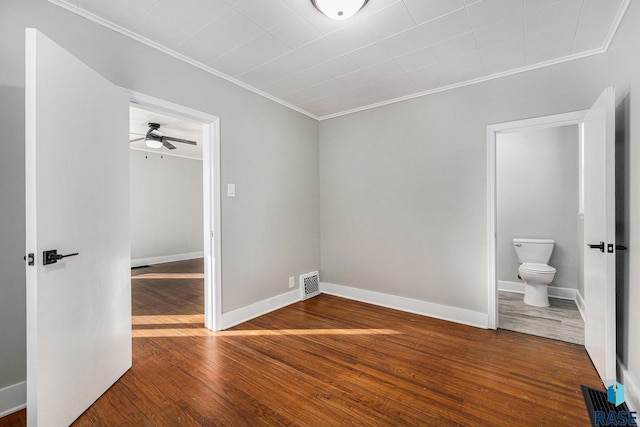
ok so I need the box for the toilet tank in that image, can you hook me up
[513,238,554,263]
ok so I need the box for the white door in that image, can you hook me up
[583,87,616,387]
[25,29,131,426]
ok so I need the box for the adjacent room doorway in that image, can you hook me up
[129,105,209,331]
[127,92,222,331]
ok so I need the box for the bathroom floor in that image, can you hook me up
[498,291,585,345]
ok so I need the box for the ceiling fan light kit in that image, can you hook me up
[311,0,368,20]
[145,138,163,149]
[130,122,198,151]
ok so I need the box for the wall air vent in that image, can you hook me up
[300,271,320,300]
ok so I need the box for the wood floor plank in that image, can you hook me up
[0,259,601,426]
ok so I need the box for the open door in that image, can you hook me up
[583,87,616,387]
[25,29,131,426]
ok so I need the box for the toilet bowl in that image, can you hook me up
[518,262,556,307]
[513,238,557,307]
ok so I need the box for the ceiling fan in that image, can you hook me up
[130,122,197,150]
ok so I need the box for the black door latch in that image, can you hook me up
[587,242,605,252]
[43,249,79,265]
[24,253,35,266]
[587,242,627,253]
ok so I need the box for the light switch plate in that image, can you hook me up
[227,183,235,197]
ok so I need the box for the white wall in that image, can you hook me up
[320,54,606,317]
[0,88,26,390]
[606,0,640,410]
[496,125,579,290]
[1,0,637,416]
[0,0,319,397]
[130,151,203,263]
[319,7,640,407]
[0,0,320,308]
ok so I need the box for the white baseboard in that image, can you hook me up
[498,281,526,294]
[0,381,26,418]
[320,282,488,329]
[574,290,585,321]
[220,288,300,330]
[131,251,204,268]
[498,280,577,300]
[617,357,640,412]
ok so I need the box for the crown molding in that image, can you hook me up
[318,0,631,120]
[603,0,631,51]
[46,0,320,121]
[317,48,606,120]
[48,0,631,122]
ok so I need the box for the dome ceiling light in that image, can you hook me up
[311,0,369,20]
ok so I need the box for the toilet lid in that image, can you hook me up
[519,262,556,273]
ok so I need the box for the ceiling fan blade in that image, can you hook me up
[162,139,176,150]
[130,137,145,143]
[163,136,197,145]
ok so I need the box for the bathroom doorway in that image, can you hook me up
[487,111,586,345]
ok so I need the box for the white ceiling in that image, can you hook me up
[130,106,203,160]
[55,0,628,119]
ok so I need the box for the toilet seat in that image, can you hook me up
[519,262,556,274]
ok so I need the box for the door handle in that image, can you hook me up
[43,249,79,265]
[587,242,605,252]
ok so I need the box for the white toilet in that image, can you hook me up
[513,238,557,307]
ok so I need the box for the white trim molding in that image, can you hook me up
[220,289,300,330]
[319,51,604,121]
[47,0,318,120]
[320,282,488,329]
[46,0,630,122]
[498,281,577,300]
[131,251,204,268]
[617,357,640,412]
[0,381,26,418]
[603,0,632,51]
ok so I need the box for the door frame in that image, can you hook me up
[126,89,222,331]
[486,110,587,329]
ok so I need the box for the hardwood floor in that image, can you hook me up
[0,411,23,427]
[1,259,602,426]
[498,290,585,345]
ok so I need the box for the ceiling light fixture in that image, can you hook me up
[145,137,163,149]
[311,0,369,20]
[145,124,163,148]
